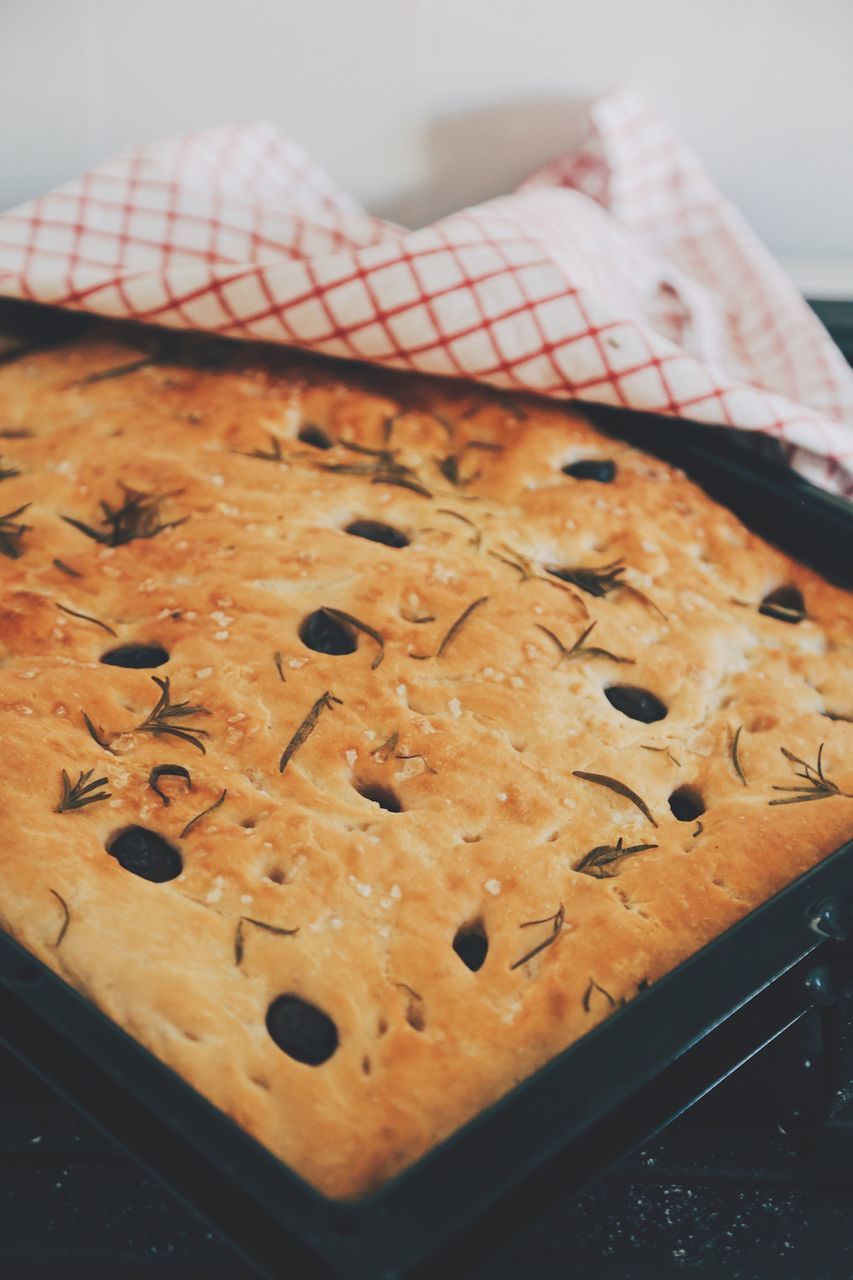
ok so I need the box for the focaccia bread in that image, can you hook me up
[0,326,851,1200]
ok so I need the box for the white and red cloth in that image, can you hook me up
[1,88,851,496]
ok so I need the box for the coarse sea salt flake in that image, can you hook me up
[485,879,501,896]
[448,698,462,719]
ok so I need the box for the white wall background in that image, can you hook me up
[2,0,852,289]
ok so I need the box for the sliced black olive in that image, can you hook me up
[297,424,332,450]
[345,519,409,549]
[356,782,402,813]
[100,643,169,669]
[668,786,705,822]
[453,921,488,972]
[605,685,668,723]
[266,994,338,1065]
[106,826,182,882]
[562,459,616,483]
[299,609,357,655]
[759,585,805,624]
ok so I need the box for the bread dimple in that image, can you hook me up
[0,329,851,1199]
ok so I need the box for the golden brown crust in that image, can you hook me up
[0,328,851,1199]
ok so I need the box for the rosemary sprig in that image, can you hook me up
[54,768,111,813]
[536,621,634,669]
[56,602,117,637]
[510,904,565,970]
[180,788,227,838]
[0,458,20,481]
[0,503,31,558]
[730,725,748,786]
[82,711,116,754]
[70,355,156,386]
[436,596,489,658]
[235,915,299,966]
[273,651,286,682]
[769,744,849,806]
[575,837,658,879]
[63,483,187,547]
[546,558,626,598]
[49,889,70,948]
[320,444,433,497]
[693,820,703,837]
[488,541,588,610]
[136,676,211,754]
[148,764,192,807]
[583,979,616,1012]
[572,770,658,827]
[53,558,82,578]
[319,607,385,669]
[279,690,342,772]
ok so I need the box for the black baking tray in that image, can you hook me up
[1,297,852,1280]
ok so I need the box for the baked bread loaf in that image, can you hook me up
[0,325,850,1199]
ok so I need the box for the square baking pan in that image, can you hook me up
[1,298,852,1280]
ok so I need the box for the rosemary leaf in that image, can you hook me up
[371,731,399,763]
[56,602,117,637]
[436,507,482,549]
[583,979,616,1012]
[53,558,82,577]
[371,473,433,498]
[70,355,156,386]
[320,607,385,670]
[640,744,682,768]
[279,690,342,772]
[273,651,286,683]
[180,789,227,838]
[436,596,489,658]
[730,725,748,786]
[235,915,299,966]
[82,711,116,754]
[0,458,20,481]
[0,502,31,559]
[49,889,70,948]
[572,770,658,827]
[148,764,192,807]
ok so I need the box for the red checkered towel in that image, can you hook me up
[1,89,851,496]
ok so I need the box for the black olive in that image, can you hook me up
[297,424,332,450]
[759,585,805,624]
[299,609,357,655]
[356,782,402,813]
[669,787,705,822]
[345,519,409,549]
[106,826,182,882]
[266,995,338,1065]
[453,922,488,972]
[605,685,668,723]
[562,459,616,483]
[100,643,169,669]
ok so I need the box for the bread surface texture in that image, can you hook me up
[0,327,851,1199]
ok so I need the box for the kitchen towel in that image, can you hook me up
[1,88,851,495]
